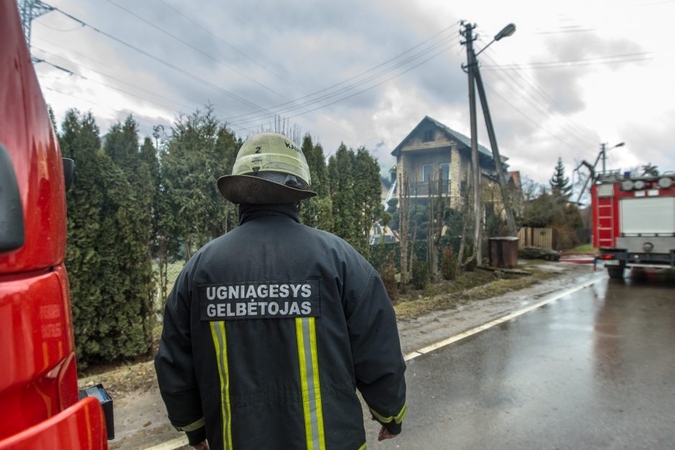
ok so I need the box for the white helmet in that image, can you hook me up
[217,133,317,204]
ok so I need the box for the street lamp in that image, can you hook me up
[475,23,516,57]
[601,141,625,174]
[574,141,626,205]
[462,21,518,265]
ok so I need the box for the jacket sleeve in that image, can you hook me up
[344,259,407,434]
[154,265,206,445]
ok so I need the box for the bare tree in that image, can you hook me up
[398,172,411,288]
[428,169,446,282]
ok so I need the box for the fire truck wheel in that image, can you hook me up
[607,266,625,279]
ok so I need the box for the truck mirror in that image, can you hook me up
[0,144,26,252]
[63,157,75,191]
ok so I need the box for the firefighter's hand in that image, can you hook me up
[378,426,398,441]
[192,440,210,450]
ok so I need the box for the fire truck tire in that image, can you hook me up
[607,266,625,279]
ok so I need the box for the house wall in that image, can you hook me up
[393,122,507,212]
[397,149,473,202]
[404,150,451,182]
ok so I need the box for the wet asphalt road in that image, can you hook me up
[382,274,675,450]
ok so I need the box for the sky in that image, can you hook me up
[27,0,675,195]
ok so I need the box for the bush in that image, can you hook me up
[411,255,429,290]
[378,251,399,304]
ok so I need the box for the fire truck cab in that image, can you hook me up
[592,166,675,279]
[0,1,109,448]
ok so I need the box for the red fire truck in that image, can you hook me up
[0,1,110,448]
[592,166,675,279]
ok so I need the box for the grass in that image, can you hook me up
[566,244,597,253]
[392,265,557,320]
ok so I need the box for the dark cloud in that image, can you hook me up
[34,0,675,185]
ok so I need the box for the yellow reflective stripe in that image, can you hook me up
[370,403,407,424]
[308,318,326,447]
[358,443,367,450]
[296,317,326,450]
[175,417,205,432]
[210,321,233,449]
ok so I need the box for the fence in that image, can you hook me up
[518,227,553,250]
[154,261,185,315]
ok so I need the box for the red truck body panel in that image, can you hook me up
[591,170,675,278]
[0,1,108,448]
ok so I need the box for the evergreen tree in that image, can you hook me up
[104,116,139,172]
[300,134,331,229]
[209,124,239,236]
[522,189,557,227]
[139,136,161,256]
[328,144,359,246]
[103,116,155,358]
[59,110,104,367]
[303,135,329,197]
[550,157,572,200]
[327,144,382,256]
[60,110,153,366]
[161,105,231,259]
[353,147,383,256]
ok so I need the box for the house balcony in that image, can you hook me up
[408,180,450,198]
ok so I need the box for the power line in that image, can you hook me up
[480,52,654,70]
[98,0,463,133]
[478,51,599,149]
[101,0,289,103]
[39,4,536,154]
[225,28,461,126]
[155,0,297,93]
[33,45,197,112]
[124,0,353,137]
[48,5,273,115]
[42,85,160,130]
[40,4,463,135]
[231,36,462,127]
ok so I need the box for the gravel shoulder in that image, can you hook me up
[79,261,600,450]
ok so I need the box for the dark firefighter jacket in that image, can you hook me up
[155,203,407,450]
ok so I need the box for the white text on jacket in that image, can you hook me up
[198,280,320,321]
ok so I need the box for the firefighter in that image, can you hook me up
[155,132,407,450]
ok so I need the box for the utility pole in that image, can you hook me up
[474,66,517,236]
[461,22,482,266]
[575,141,625,204]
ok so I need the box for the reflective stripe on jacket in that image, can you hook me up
[155,204,407,449]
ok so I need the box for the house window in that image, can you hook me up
[422,164,433,182]
[440,163,450,181]
[422,130,433,142]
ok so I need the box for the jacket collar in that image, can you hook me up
[238,203,301,225]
